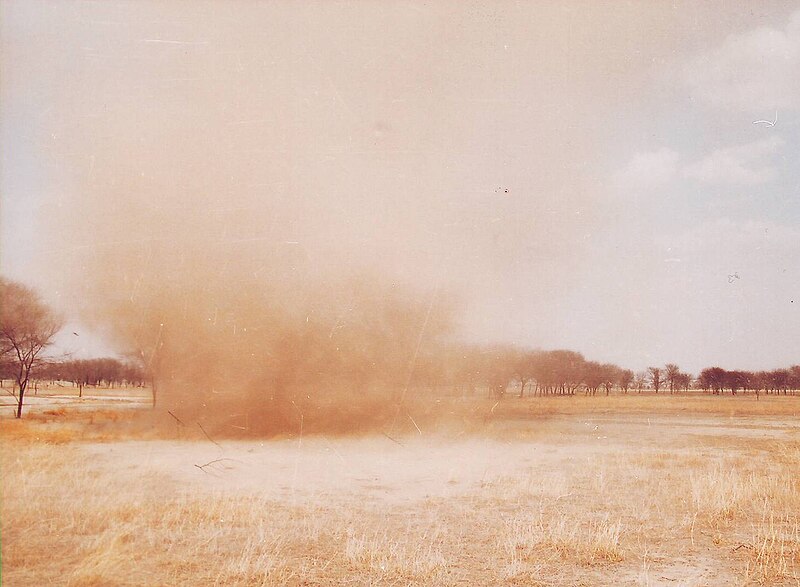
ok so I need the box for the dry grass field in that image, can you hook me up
[2,394,800,586]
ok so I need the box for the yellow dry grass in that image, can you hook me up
[2,394,800,585]
[499,393,800,419]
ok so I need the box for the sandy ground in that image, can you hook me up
[81,414,800,506]
[0,386,150,416]
[3,399,800,586]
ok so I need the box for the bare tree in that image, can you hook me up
[674,372,692,392]
[634,371,648,393]
[600,364,621,396]
[648,367,663,394]
[511,350,537,398]
[664,363,680,394]
[0,278,62,418]
[618,369,634,394]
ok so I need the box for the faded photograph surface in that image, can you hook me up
[1,2,799,585]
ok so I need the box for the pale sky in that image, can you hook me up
[1,1,798,373]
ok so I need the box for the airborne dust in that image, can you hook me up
[19,2,727,433]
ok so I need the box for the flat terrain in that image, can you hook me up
[0,384,150,416]
[2,394,800,586]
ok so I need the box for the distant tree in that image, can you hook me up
[724,370,750,395]
[737,371,754,394]
[648,367,663,394]
[552,350,587,395]
[583,361,604,396]
[789,366,800,394]
[512,350,537,398]
[0,278,62,418]
[698,367,726,394]
[120,359,147,387]
[634,371,648,393]
[529,352,553,395]
[664,363,680,394]
[674,372,692,392]
[528,350,586,395]
[618,369,634,394]
[768,369,790,395]
[43,357,144,396]
[0,343,16,384]
[751,371,769,396]
[599,364,621,396]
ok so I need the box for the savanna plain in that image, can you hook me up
[2,392,800,586]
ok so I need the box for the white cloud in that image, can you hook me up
[682,136,784,185]
[684,11,800,111]
[615,147,680,189]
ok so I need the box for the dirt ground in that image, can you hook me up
[2,395,799,586]
[0,383,150,417]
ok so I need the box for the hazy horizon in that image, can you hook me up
[2,1,798,374]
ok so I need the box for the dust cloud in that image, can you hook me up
[16,2,697,432]
[57,181,457,433]
[47,100,462,433]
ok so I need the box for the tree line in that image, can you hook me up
[38,358,147,395]
[1,275,798,419]
[697,366,800,396]
[440,349,799,399]
[1,357,147,394]
[430,349,696,398]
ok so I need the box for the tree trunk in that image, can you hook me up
[16,381,27,419]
